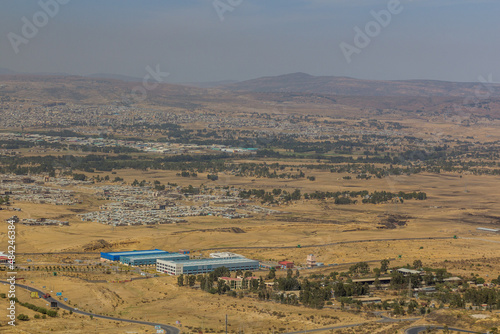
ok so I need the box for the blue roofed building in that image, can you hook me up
[100,249,168,262]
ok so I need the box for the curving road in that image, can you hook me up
[0,281,180,334]
[7,281,485,334]
[283,314,421,334]
[405,325,485,334]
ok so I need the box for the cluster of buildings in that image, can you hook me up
[80,206,187,226]
[0,132,256,156]
[259,254,324,271]
[20,218,69,226]
[260,260,295,270]
[100,249,259,276]
[80,184,278,227]
[0,174,280,228]
[0,99,410,152]
[0,175,81,206]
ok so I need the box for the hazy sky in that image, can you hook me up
[1,0,499,83]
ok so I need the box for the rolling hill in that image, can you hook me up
[221,72,500,98]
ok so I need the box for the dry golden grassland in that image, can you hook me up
[1,167,500,333]
[0,274,370,333]
[1,170,499,263]
[0,294,158,333]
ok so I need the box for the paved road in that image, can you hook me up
[0,280,180,334]
[199,237,454,251]
[285,322,371,333]
[16,237,454,255]
[461,237,500,244]
[405,325,485,334]
[284,315,421,334]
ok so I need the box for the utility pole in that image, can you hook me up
[225,314,228,334]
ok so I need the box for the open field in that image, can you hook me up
[0,275,369,333]
[0,294,161,333]
[0,170,499,332]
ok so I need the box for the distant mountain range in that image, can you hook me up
[180,80,239,88]
[86,73,143,82]
[1,71,499,118]
[1,68,499,98]
[0,68,235,87]
[0,68,142,82]
[0,68,19,75]
[219,72,500,98]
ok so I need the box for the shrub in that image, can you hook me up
[47,310,58,317]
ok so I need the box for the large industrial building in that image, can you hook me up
[120,253,189,266]
[157,257,259,276]
[100,249,168,262]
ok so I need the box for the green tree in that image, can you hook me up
[424,271,434,285]
[177,274,184,287]
[267,267,276,279]
[217,280,228,294]
[380,259,390,273]
[188,275,196,287]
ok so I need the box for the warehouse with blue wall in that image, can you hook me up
[100,249,168,262]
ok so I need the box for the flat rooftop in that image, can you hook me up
[397,268,422,274]
[122,253,187,261]
[209,252,245,258]
[158,257,258,266]
[352,277,392,283]
[102,249,167,256]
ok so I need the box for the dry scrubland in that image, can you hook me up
[1,171,499,257]
[0,275,369,333]
[0,295,156,333]
[0,170,500,332]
